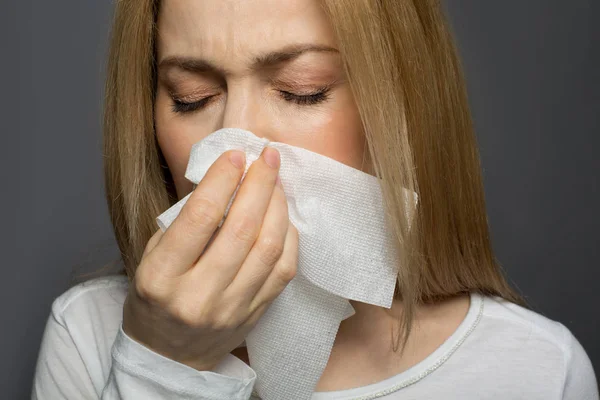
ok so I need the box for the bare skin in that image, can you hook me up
[146,0,471,391]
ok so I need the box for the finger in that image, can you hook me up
[248,221,298,315]
[240,299,272,331]
[196,146,280,289]
[142,228,165,261]
[154,150,246,275]
[224,176,289,305]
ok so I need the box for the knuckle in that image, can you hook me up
[133,277,152,301]
[229,214,258,243]
[275,260,297,282]
[255,235,285,266]
[212,310,238,332]
[185,196,222,228]
[134,268,171,304]
[169,298,210,328]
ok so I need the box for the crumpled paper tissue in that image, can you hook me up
[156,127,417,400]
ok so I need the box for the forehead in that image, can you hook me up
[157,0,337,61]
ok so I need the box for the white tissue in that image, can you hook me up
[156,127,417,400]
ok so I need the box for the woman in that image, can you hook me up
[32,0,598,399]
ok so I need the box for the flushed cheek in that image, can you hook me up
[286,100,366,173]
[319,107,366,171]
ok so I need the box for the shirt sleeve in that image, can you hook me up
[32,301,257,400]
[560,324,599,400]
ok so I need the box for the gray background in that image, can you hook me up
[1,1,598,398]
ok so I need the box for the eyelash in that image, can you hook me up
[170,87,331,114]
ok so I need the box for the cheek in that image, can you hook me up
[287,90,367,172]
[319,102,366,171]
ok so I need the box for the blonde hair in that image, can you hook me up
[97,0,528,354]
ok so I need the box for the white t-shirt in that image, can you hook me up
[31,274,598,400]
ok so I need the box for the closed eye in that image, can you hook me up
[171,95,216,113]
[278,88,331,106]
[170,86,331,114]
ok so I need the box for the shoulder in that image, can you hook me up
[480,294,568,346]
[34,275,130,395]
[467,293,598,398]
[51,274,129,325]
[49,274,129,353]
[480,294,594,361]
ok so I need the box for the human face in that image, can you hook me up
[154,0,370,199]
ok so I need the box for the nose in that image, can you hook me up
[220,82,273,141]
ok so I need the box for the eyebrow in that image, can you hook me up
[158,43,339,76]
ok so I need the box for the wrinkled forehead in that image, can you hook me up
[156,0,338,67]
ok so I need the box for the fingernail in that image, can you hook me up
[263,146,280,169]
[229,151,245,169]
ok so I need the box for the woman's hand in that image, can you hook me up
[122,146,298,371]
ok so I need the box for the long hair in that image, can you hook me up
[98,0,528,354]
